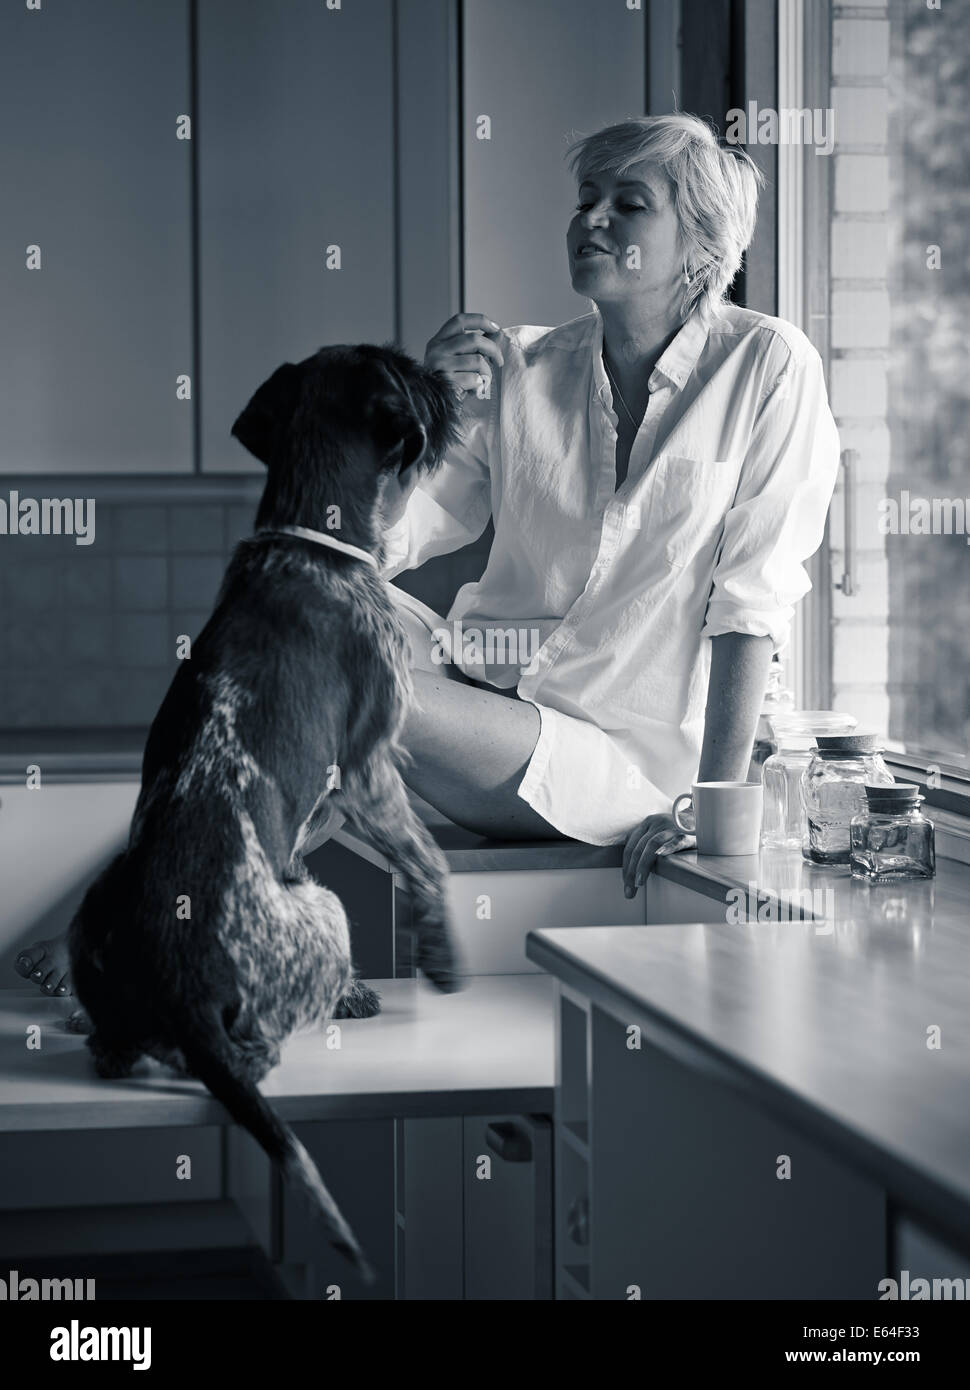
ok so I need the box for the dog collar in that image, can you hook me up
[259,525,379,570]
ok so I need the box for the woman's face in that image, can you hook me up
[567,163,683,308]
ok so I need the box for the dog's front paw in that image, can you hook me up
[415,927,462,994]
[334,977,382,1019]
[63,1008,92,1034]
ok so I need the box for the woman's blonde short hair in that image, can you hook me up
[566,113,764,322]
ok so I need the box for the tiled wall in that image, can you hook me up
[0,487,490,733]
[0,496,257,729]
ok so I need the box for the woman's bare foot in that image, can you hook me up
[14,934,72,996]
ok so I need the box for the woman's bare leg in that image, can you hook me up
[401,669,565,838]
[395,600,567,840]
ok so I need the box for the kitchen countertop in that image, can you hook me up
[332,817,623,873]
[656,841,970,930]
[527,918,970,1252]
[0,975,555,1133]
[7,730,965,896]
[333,794,970,915]
[0,729,145,783]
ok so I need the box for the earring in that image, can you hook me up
[683,257,692,286]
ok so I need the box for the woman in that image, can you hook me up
[15,113,839,997]
[383,112,839,884]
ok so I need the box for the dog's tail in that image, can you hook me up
[175,1010,374,1285]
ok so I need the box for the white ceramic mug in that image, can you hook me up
[672,781,763,856]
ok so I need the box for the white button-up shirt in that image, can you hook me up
[384,303,840,844]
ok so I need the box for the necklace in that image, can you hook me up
[602,354,642,431]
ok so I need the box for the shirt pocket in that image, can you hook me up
[647,455,741,568]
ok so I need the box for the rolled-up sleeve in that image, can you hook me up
[701,339,840,651]
[381,389,495,580]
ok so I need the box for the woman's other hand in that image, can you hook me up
[425,312,504,398]
[622,813,695,898]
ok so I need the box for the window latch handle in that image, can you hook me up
[835,448,857,597]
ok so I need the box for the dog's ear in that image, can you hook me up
[230,363,303,466]
[366,364,429,473]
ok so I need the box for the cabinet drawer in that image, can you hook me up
[0,1127,222,1210]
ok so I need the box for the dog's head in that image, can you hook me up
[231,344,463,534]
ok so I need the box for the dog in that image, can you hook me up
[66,343,464,1283]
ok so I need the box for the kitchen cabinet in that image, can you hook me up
[1,0,443,477]
[196,0,397,473]
[1,977,554,1299]
[276,1110,553,1301]
[0,1126,223,1211]
[553,988,884,1299]
[529,920,970,1300]
[281,1118,397,1301]
[394,1113,552,1300]
[0,1,193,474]
[891,1216,970,1290]
[309,817,644,979]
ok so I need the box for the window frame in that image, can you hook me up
[791,0,970,826]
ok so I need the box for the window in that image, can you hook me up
[806,0,969,787]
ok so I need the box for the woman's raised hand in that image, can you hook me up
[425,312,504,398]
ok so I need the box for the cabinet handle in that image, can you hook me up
[835,448,858,597]
[485,1121,532,1163]
[567,1195,590,1247]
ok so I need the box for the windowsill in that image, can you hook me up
[884,753,970,830]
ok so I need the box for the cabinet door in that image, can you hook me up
[463,1114,553,1300]
[197,0,395,472]
[0,1,193,473]
[282,1118,396,1301]
[588,1006,886,1299]
[462,0,646,329]
[398,1114,553,1300]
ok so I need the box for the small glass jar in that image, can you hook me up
[761,711,857,849]
[800,733,894,867]
[850,784,936,882]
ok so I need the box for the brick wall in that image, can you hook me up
[827,1,893,736]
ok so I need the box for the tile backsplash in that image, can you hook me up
[0,484,489,733]
[0,496,258,728]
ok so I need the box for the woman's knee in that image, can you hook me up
[397,604,466,681]
[394,602,434,670]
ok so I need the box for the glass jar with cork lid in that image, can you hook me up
[800,733,895,868]
[849,783,936,881]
